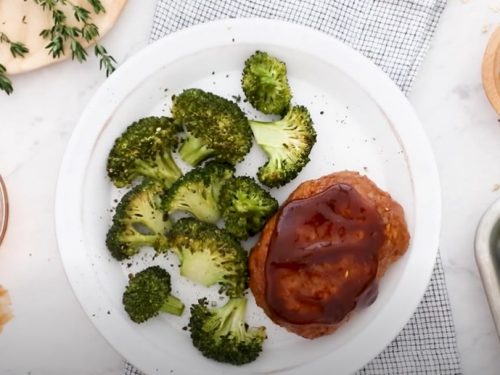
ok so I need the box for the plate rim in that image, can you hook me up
[55,18,441,375]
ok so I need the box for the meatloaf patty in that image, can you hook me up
[248,171,410,339]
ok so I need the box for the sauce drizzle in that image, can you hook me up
[265,183,386,325]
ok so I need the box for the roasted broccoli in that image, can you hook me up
[122,266,184,323]
[163,161,234,223]
[171,89,252,166]
[249,105,317,187]
[106,182,170,260]
[167,218,247,297]
[107,116,182,188]
[242,51,292,115]
[219,176,278,239]
[189,297,266,365]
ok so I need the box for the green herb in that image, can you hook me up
[0,64,13,95]
[36,0,116,75]
[0,32,29,58]
[95,44,116,77]
[86,0,105,14]
[0,32,30,94]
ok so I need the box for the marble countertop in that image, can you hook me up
[1,0,499,374]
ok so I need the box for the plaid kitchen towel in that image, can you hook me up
[127,0,462,374]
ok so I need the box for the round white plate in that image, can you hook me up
[55,18,441,375]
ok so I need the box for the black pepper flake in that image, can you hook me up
[320,111,324,115]
[182,326,188,331]
[211,71,215,75]
[232,38,235,42]
[127,263,133,268]
[107,311,111,315]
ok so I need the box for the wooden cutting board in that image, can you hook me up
[482,26,500,115]
[0,0,127,75]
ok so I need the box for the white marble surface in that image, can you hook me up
[0,0,499,374]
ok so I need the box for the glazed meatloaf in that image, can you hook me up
[248,171,410,339]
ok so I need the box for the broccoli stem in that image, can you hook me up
[228,298,247,338]
[160,295,185,316]
[249,120,290,161]
[120,230,162,247]
[134,153,182,187]
[179,248,227,287]
[212,298,246,338]
[170,194,220,224]
[179,134,215,166]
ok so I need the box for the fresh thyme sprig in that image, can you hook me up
[0,64,13,95]
[95,44,116,76]
[86,0,105,15]
[0,32,30,94]
[0,32,29,58]
[36,0,116,74]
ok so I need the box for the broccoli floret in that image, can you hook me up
[172,89,252,166]
[122,266,184,323]
[107,117,182,188]
[249,106,317,187]
[106,182,170,260]
[219,176,278,239]
[163,161,234,223]
[242,51,292,115]
[167,218,247,298]
[189,297,266,365]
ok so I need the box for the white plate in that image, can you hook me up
[55,19,441,375]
